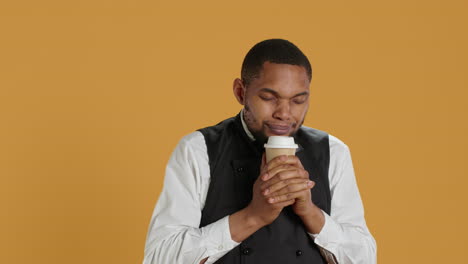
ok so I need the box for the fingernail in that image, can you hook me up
[307,181,313,186]
[264,189,269,195]
[268,198,275,203]
[262,173,268,181]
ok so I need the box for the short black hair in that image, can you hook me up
[241,39,312,86]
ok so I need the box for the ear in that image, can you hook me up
[233,78,246,105]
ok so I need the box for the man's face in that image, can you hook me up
[240,61,310,142]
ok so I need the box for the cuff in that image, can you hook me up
[203,216,240,264]
[306,212,341,263]
[307,211,342,250]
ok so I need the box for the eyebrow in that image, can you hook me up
[259,88,309,98]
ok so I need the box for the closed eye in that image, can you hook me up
[292,95,308,104]
[259,95,275,101]
[293,98,306,104]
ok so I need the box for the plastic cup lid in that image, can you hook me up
[264,136,298,149]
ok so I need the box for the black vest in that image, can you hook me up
[198,113,331,264]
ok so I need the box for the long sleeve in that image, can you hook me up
[311,135,377,263]
[143,132,239,264]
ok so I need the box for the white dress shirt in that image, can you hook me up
[143,113,377,264]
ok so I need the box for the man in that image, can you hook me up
[143,39,376,264]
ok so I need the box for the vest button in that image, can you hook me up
[296,250,302,256]
[237,167,244,173]
[242,248,251,255]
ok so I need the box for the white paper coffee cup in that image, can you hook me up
[264,136,298,163]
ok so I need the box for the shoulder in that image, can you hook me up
[328,134,350,153]
[327,134,353,170]
[299,125,328,139]
[176,131,207,153]
[299,125,351,157]
[169,132,209,180]
[197,116,237,140]
[175,115,238,158]
[297,125,329,146]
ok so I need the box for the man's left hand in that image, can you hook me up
[260,155,315,217]
[261,154,326,234]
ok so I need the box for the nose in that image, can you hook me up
[272,99,291,121]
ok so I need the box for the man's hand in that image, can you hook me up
[261,155,325,234]
[229,154,323,243]
[245,154,297,226]
[229,154,295,242]
[260,155,315,217]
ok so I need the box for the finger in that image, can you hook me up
[262,177,305,194]
[266,154,288,171]
[268,189,314,204]
[261,168,309,190]
[267,155,304,171]
[264,164,300,181]
[272,198,295,208]
[261,164,293,181]
[266,155,304,178]
[264,179,315,196]
[268,181,314,198]
[260,167,298,190]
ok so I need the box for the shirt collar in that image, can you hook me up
[240,108,255,141]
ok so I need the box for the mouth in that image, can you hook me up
[266,123,293,135]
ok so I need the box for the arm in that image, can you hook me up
[253,137,376,263]
[143,133,309,264]
[143,132,239,264]
[308,135,377,263]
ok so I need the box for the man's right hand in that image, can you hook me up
[229,153,312,243]
[229,153,295,242]
[244,153,296,226]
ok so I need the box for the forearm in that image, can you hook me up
[322,136,377,263]
[144,228,206,264]
[299,204,325,235]
[143,216,239,264]
[229,207,265,242]
[297,201,375,264]
[311,212,377,264]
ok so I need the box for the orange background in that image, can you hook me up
[1,0,467,263]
